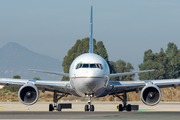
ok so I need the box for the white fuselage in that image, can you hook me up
[69,53,110,98]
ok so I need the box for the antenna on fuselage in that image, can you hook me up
[89,6,93,53]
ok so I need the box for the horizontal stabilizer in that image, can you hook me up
[29,69,69,77]
[110,69,154,78]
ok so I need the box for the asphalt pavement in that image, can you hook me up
[0,102,180,119]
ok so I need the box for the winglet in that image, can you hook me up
[89,6,93,53]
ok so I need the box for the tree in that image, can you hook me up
[139,60,165,80]
[139,42,180,80]
[109,61,118,81]
[13,75,21,79]
[143,49,154,62]
[110,60,134,81]
[33,77,40,80]
[166,42,178,57]
[61,37,134,81]
[165,43,180,78]
[7,75,21,92]
[97,41,108,63]
[61,37,109,81]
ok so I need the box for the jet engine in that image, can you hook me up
[141,84,162,106]
[18,84,39,105]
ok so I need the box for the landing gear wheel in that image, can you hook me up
[90,105,94,111]
[85,105,89,111]
[127,104,131,111]
[49,104,54,111]
[118,104,123,111]
[58,104,61,111]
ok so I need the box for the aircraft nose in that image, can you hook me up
[82,78,97,92]
[82,69,100,76]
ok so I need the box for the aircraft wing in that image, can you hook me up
[109,79,180,94]
[0,78,72,94]
[110,69,154,78]
[29,69,69,77]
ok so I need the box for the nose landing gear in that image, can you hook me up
[84,94,94,111]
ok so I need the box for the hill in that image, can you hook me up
[0,42,63,80]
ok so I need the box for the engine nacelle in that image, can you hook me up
[141,84,162,106]
[18,84,39,105]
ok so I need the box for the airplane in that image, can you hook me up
[1,6,180,112]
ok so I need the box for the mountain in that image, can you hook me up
[0,42,63,80]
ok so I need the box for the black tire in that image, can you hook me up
[85,105,89,111]
[118,104,123,111]
[58,104,61,111]
[127,104,131,111]
[49,104,54,111]
[90,105,94,111]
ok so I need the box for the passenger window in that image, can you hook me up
[82,64,89,68]
[90,64,96,68]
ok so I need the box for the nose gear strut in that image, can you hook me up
[84,94,94,111]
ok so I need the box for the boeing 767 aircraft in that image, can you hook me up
[0,6,180,112]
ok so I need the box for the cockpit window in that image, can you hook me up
[100,64,103,69]
[82,64,89,68]
[76,63,103,69]
[96,64,103,69]
[90,64,96,68]
[76,63,82,69]
[97,64,101,69]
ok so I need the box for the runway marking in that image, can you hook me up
[71,77,106,79]
[108,109,119,111]
[107,108,157,111]
[139,109,156,111]
[0,106,30,111]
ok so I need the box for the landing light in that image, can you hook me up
[85,93,94,97]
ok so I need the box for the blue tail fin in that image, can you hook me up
[89,6,93,53]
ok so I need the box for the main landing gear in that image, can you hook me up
[114,91,138,111]
[84,95,94,111]
[49,91,70,111]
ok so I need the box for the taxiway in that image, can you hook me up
[0,102,180,119]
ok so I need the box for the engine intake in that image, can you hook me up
[18,84,39,105]
[141,84,162,106]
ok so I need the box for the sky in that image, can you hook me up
[1,0,180,71]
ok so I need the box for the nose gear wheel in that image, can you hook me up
[84,95,94,111]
